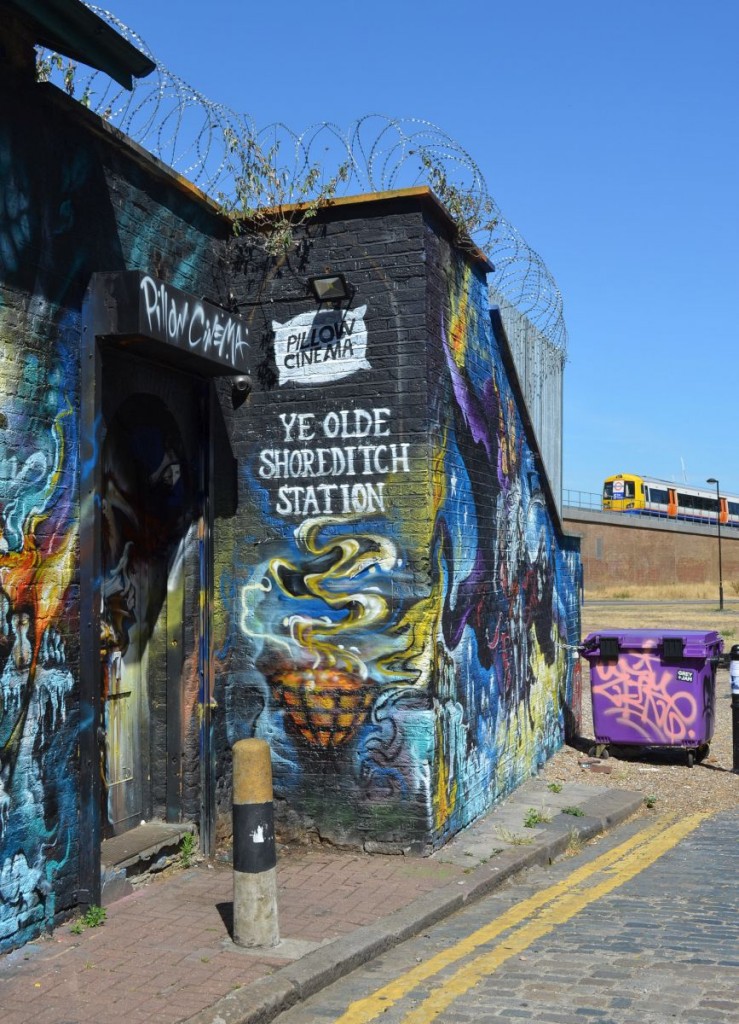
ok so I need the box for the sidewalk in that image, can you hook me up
[0,780,643,1024]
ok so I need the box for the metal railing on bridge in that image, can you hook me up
[563,490,738,530]
[563,489,602,511]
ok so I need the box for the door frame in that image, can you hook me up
[79,273,235,905]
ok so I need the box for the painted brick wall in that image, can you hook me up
[215,195,581,852]
[1,69,581,949]
[424,223,581,845]
[216,199,435,850]
[0,76,225,950]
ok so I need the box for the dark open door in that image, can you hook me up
[80,271,243,901]
[99,355,202,836]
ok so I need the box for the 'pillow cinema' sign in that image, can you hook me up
[273,306,369,386]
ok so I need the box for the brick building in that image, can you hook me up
[0,2,580,951]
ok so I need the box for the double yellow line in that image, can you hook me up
[335,812,709,1024]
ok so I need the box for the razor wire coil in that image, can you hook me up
[36,5,567,357]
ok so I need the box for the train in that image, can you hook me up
[602,473,739,527]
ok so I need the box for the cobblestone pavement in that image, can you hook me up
[273,809,739,1024]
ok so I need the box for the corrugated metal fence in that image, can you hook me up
[490,287,565,514]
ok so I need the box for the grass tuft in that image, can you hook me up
[523,807,552,828]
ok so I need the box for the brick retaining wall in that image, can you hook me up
[563,509,739,594]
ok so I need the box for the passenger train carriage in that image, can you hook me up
[602,473,739,527]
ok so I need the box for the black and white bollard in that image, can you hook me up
[730,645,739,775]
[232,738,279,948]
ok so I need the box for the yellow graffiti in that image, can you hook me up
[494,627,566,794]
[447,265,474,368]
[269,516,397,675]
[433,707,457,830]
[431,430,447,511]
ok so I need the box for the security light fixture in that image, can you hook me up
[308,274,354,305]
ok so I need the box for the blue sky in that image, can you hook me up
[114,0,739,500]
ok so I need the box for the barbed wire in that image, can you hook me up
[36,5,566,355]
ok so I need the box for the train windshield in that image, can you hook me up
[604,480,635,499]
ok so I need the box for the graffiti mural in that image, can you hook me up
[0,307,79,945]
[223,368,436,842]
[0,85,224,949]
[0,96,89,941]
[426,260,578,839]
[222,243,580,850]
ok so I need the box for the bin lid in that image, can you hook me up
[581,629,722,658]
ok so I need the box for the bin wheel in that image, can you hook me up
[687,751,695,769]
[588,744,609,759]
[600,746,610,760]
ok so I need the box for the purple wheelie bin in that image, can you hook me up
[580,629,723,767]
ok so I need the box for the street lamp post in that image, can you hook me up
[706,478,724,611]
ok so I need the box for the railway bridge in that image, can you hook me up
[563,505,739,597]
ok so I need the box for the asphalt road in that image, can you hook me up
[272,810,739,1024]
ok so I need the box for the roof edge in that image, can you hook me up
[249,186,494,273]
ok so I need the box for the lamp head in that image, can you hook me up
[308,274,354,304]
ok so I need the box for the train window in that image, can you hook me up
[679,493,716,513]
[605,480,634,498]
[729,502,739,516]
[649,488,668,504]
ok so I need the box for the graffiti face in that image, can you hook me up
[425,264,577,834]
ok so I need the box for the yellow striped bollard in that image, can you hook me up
[232,738,279,948]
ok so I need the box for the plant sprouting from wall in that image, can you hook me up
[414,148,498,251]
[219,128,351,257]
[36,52,93,108]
